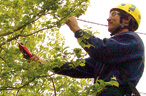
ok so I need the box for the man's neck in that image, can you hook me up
[114,29,129,36]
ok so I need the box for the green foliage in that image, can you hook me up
[0,0,119,95]
[77,26,100,49]
[84,77,119,96]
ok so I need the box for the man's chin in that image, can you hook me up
[108,28,114,33]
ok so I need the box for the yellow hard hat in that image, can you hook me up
[111,3,141,27]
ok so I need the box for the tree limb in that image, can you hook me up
[0,77,36,91]
[0,35,21,47]
[0,8,50,37]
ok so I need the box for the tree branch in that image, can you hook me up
[0,23,55,47]
[0,73,56,91]
[51,77,56,96]
[0,8,50,37]
[22,27,50,37]
[0,35,21,47]
[0,77,36,91]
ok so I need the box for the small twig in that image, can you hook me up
[0,56,9,67]
[15,89,20,96]
[48,75,56,96]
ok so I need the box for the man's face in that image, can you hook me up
[107,10,121,33]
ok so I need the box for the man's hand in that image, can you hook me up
[30,53,40,62]
[66,16,81,33]
[29,53,47,63]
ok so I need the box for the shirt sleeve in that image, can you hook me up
[53,57,97,78]
[75,30,144,65]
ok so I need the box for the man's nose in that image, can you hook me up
[107,17,111,22]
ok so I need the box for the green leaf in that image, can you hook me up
[27,24,32,30]
[80,63,85,66]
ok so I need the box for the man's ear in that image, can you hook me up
[122,17,131,26]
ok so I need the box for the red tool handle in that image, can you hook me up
[18,43,32,59]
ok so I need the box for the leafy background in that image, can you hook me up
[0,0,119,95]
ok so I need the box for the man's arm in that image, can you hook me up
[53,57,96,78]
[29,54,96,78]
[66,16,81,33]
[66,16,143,65]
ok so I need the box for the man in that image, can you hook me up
[30,3,144,96]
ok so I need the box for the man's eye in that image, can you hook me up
[112,12,116,16]
[110,11,119,17]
